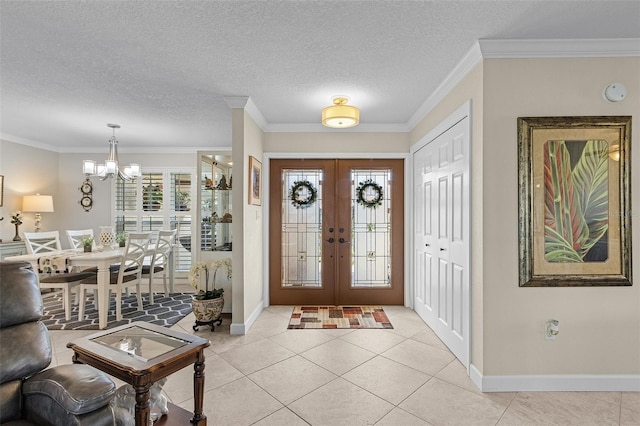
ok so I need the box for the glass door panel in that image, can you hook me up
[270,159,404,306]
[281,168,323,288]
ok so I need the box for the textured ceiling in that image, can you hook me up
[1,1,639,151]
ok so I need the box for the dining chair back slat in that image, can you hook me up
[66,229,95,249]
[143,229,177,303]
[23,230,96,321]
[23,231,62,254]
[77,232,152,322]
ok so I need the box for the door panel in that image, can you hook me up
[413,115,470,367]
[270,158,404,306]
[269,160,336,305]
[337,159,404,305]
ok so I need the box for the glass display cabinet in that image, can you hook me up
[199,153,233,252]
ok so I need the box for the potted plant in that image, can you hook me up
[189,258,230,331]
[142,184,163,211]
[116,233,127,247]
[175,191,190,211]
[10,211,22,241]
[82,236,94,252]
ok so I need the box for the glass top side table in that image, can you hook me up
[68,321,210,426]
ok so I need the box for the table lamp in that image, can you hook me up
[23,194,54,232]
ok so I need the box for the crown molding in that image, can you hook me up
[1,133,59,152]
[244,97,268,129]
[223,96,249,109]
[479,38,640,58]
[407,41,483,131]
[406,38,639,131]
[264,122,410,133]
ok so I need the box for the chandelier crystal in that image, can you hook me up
[83,123,140,180]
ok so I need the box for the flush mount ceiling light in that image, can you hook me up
[322,96,360,128]
[83,123,141,180]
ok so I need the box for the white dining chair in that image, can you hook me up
[77,232,152,322]
[65,229,95,249]
[23,231,62,254]
[142,229,177,304]
[22,231,95,320]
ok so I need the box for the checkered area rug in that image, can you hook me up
[41,292,193,330]
[287,306,393,329]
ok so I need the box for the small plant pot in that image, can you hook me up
[84,245,92,252]
[119,241,126,247]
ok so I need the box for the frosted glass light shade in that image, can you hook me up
[83,160,96,175]
[322,97,360,128]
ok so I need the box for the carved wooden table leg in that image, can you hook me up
[134,383,151,426]
[191,350,207,425]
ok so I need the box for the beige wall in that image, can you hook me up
[482,57,640,375]
[1,141,59,241]
[243,111,265,322]
[265,132,409,153]
[231,109,265,329]
[409,64,485,373]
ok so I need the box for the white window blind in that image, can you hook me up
[114,169,194,272]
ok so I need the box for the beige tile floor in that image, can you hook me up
[49,305,640,426]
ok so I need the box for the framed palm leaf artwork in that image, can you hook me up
[518,116,632,287]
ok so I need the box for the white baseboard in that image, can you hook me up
[229,301,264,335]
[470,365,640,392]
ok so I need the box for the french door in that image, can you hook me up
[269,159,404,305]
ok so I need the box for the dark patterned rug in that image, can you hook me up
[287,306,393,329]
[42,292,193,330]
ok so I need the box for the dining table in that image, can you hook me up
[5,245,174,330]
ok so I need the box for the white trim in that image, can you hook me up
[263,152,407,160]
[1,133,59,152]
[230,301,264,335]
[470,364,483,391]
[404,152,413,308]
[408,43,483,131]
[479,38,640,59]
[224,96,249,109]
[410,100,472,369]
[410,101,472,153]
[245,98,268,130]
[264,123,410,133]
[472,369,640,392]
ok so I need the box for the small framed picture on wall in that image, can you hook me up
[249,156,262,206]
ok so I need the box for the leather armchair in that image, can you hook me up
[0,261,116,426]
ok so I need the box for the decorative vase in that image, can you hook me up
[13,224,21,241]
[98,226,115,248]
[84,245,92,252]
[192,297,224,331]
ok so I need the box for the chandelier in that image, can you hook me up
[83,123,141,180]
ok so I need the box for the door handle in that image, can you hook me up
[440,248,446,251]
[325,238,335,243]
[339,238,350,244]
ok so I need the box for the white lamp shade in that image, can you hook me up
[129,163,141,177]
[23,194,54,213]
[83,160,97,175]
[322,97,360,128]
[105,160,117,174]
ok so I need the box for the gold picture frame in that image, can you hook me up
[248,156,262,206]
[518,116,632,287]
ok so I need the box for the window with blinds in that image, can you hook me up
[114,169,194,272]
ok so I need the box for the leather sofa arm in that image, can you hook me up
[22,364,115,425]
